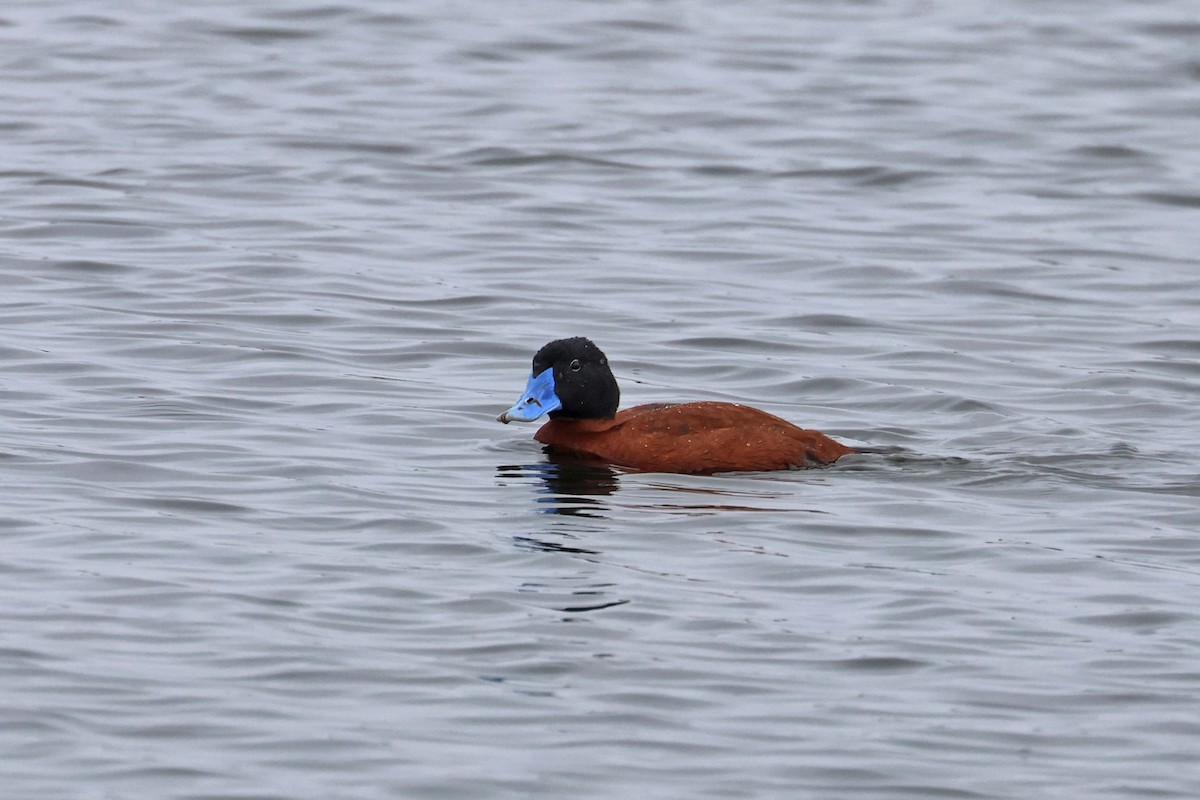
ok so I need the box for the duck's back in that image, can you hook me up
[534,401,854,474]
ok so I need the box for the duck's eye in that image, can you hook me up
[569,359,582,372]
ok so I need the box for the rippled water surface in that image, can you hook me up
[3,1,1200,797]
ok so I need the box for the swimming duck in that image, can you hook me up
[498,337,854,474]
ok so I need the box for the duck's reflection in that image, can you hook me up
[496,453,620,517]
[498,452,836,520]
[494,455,807,616]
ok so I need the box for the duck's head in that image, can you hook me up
[497,337,619,423]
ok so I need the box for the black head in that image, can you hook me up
[532,337,619,419]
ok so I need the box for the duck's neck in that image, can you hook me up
[541,416,619,433]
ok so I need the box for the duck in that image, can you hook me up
[497,337,855,474]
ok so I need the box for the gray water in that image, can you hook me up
[3,1,1200,798]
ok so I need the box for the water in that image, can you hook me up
[2,1,1199,797]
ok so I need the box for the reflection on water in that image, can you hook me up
[496,456,621,516]
[498,453,849,520]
